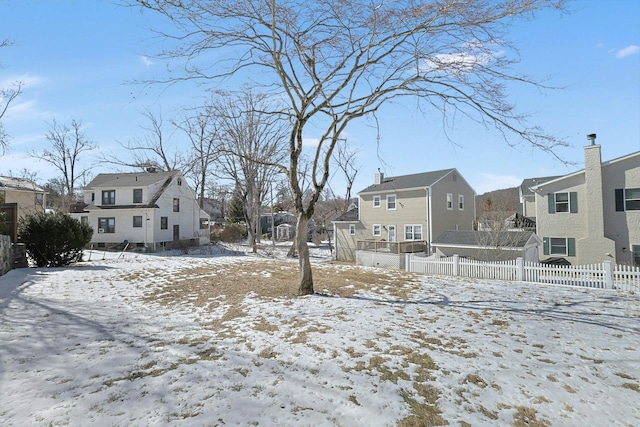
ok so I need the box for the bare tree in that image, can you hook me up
[174,109,221,208]
[475,196,528,261]
[135,0,568,295]
[0,38,22,155]
[211,89,288,253]
[36,119,96,212]
[100,110,186,172]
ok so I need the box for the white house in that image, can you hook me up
[72,170,210,250]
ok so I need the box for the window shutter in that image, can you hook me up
[547,193,555,213]
[615,189,625,212]
[567,238,576,257]
[570,192,578,213]
[543,237,549,255]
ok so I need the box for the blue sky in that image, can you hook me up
[1,0,639,197]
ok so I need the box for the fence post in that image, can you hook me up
[516,257,524,282]
[453,254,459,276]
[405,253,411,272]
[603,261,613,289]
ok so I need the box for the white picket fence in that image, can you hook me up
[406,254,640,292]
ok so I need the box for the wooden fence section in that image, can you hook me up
[406,254,640,291]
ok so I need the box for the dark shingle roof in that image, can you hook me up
[333,208,358,222]
[432,230,534,248]
[359,169,456,194]
[519,176,561,197]
[85,171,179,189]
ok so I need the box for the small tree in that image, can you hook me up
[19,212,93,267]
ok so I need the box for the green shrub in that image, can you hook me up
[19,211,93,267]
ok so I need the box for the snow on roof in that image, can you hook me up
[0,175,44,192]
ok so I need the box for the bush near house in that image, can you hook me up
[219,223,246,243]
[19,211,93,267]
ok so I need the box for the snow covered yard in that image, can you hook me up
[1,249,639,426]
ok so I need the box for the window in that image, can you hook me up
[387,194,396,210]
[373,224,381,237]
[446,193,453,210]
[161,217,168,230]
[133,189,143,204]
[616,188,640,211]
[349,224,356,235]
[200,218,209,229]
[633,246,640,267]
[35,193,44,206]
[177,178,182,186]
[102,190,116,205]
[133,216,143,228]
[388,225,396,242]
[547,192,578,213]
[173,198,180,212]
[91,192,95,202]
[373,195,381,208]
[458,194,464,210]
[405,224,423,241]
[543,237,576,256]
[80,216,88,225]
[98,217,115,233]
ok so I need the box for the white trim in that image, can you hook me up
[373,224,381,237]
[373,195,381,208]
[458,194,464,210]
[446,193,453,210]
[386,194,397,210]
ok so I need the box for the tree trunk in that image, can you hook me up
[295,212,314,295]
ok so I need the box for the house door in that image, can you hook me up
[388,225,396,242]
[173,224,180,241]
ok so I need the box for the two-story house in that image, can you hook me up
[72,170,210,250]
[0,176,47,243]
[333,169,476,261]
[532,135,640,265]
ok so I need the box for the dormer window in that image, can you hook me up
[102,190,115,205]
[133,189,143,204]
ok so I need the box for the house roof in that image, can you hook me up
[84,171,179,189]
[519,176,561,197]
[530,150,640,191]
[432,230,537,248]
[0,176,45,192]
[333,208,358,222]
[359,169,458,194]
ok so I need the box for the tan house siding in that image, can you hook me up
[430,172,476,242]
[334,222,365,261]
[359,188,429,241]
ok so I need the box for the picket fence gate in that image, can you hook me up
[406,254,640,292]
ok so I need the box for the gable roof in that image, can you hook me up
[333,207,359,222]
[519,176,561,197]
[0,176,45,192]
[359,169,457,194]
[85,171,179,189]
[432,230,537,248]
[530,150,640,191]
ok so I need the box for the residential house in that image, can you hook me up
[531,135,640,265]
[71,170,210,250]
[432,230,541,262]
[0,176,47,243]
[333,169,476,262]
[519,176,560,220]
